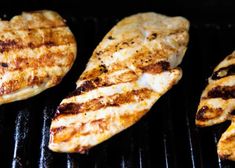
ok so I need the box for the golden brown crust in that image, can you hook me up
[0,10,77,105]
[218,118,235,160]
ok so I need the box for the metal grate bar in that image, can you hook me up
[39,107,54,168]
[66,154,79,168]
[213,133,222,168]
[11,109,30,168]
[163,133,169,168]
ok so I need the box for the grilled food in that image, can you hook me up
[0,10,76,105]
[196,51,235,127]
[196,51,235,160]
[218,117,235,160]
[49,12,189,153]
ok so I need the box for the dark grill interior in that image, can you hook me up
[0,5,235,168]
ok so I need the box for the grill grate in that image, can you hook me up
[0,15,235,168]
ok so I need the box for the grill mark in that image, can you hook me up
[51,126,77,143]
[50,126,66,135]
[147,33,157,41]
[0,40,56,53]
[51,109,148,152]
[0,37,73,53]
[56,88,152,116]
[0,62,8,67]
[0,26,74,53]
[0,45,75,69]
[67,79,101,98]
[226,54,235,60]
[126,45,174,71]
[196,106,208,121]
[211,65,235,80]
[81,42,171,81]
[51,118,109,144]
[67,75,119,98]
[79,63,109,80]
[207,86,235,99]
[196,106,223,121]
[0,40,19,53]
[0,63,66,96]
[0,76,46,96]
[0,75,63,96]
[27,41,56,49]
[0,50,74,74]
[71,61,169,98]
[140,61,170,74]
[80,68,103,81]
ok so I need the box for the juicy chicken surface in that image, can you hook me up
[218,117,235,160]
[49,12,189,153]
[196,51,235,127]
[196,51,235,161]
[0,10,76,105]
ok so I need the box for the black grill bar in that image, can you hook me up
[138,148,143,168]
[39,107,54,168]
[66,154,79,168]
[213,133,222,168]
[163,133,170,168]
[12,109,30,168]
[186,116,196,168]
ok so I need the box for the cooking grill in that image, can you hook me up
[0,9,235,168]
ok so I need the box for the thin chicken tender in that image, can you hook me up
[0,10,77,105]
[49,12,189,153]
[196,51,235,161]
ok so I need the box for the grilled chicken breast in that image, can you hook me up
[196,51,235,160]
[0,10,76,105]
[218,117,235,160]
[196,51,235,127]
[49,12,189,153]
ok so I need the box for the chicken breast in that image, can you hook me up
[49,12,189,153]
[196,51,235,127]
[218,117,235,160]
[196,51,235,161]
[0,10,76,105]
